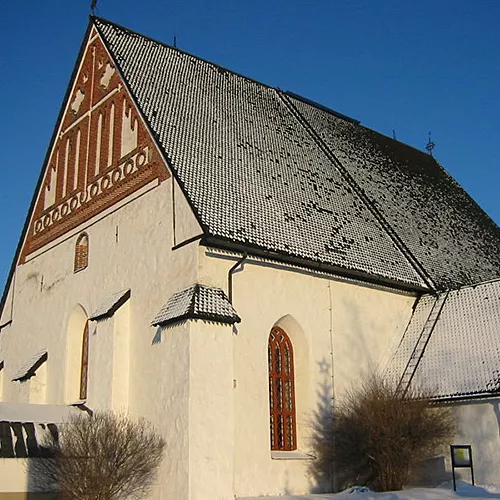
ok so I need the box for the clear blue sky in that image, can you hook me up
[1,0,499,290]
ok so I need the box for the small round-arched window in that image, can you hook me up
[268,326,297,451]
[74,233,89,272]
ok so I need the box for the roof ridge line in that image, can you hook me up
[91,16,279,94]
[277,90,436,291]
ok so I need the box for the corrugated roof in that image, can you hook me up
[12,349,48,381]
[152,284,240,327]
[89,289,130,321]
[387,280,500,399]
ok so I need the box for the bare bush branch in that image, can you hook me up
[30,411,165,500]
[311,375,454,492]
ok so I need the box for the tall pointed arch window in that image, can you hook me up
[74,233,89,273]
[268,326,297,451]
[79,321,89,400]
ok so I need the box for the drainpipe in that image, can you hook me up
[228,254,247,304]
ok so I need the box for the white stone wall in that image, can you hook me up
[199,249,416,497]
[0,176,201,499]
[452,398,500,485]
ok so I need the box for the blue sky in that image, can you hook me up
[1,0,499,290]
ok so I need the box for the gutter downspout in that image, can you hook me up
[228,254,247,304]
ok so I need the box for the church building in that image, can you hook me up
[1,16,500,499]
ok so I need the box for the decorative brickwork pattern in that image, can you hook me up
[21,28,169,261]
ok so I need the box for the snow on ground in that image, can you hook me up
[239,482,500,500]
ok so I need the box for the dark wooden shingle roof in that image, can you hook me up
[93,16,500,291]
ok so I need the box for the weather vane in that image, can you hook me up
[91,0,98,15]
[426,132,435,156]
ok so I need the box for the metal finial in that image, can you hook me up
[426,132,435,156]
[173,34,177,48]
[91,0,98,15]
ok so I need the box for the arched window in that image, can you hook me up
[74,233,89,272]
[79,321,89,400]
[268,326,297,451]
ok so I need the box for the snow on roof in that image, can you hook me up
[387,279,500,399]
[89,289,131,321]
[0,402,80,423]
[11,348,47,381]
[91,16,500,291]
[151,284,240,327]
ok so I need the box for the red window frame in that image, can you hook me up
[268,326,297,451]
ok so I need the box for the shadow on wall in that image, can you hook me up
[26,424,60,499]
[491,399,500,438]
[308,357,335,494]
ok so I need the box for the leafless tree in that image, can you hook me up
[30,411,165,500]
[311,375,454,492]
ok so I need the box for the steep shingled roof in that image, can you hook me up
[93,17,428,291]
[290,96,500,289]
[91,17,500,291]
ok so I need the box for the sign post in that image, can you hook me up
[450,444,474,491]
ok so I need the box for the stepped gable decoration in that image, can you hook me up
[21,26,169,261]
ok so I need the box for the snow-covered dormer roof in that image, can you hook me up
[89,289,131,321]
[11,349,48,382]
[152,284,240,327]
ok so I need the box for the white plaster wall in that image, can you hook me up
[189,321,234,500]
[88,318,114,410]
[0,459,29,492]
[146,322,191,500]
[111,300,130,410]
[173,179,203,246]
[0,281,14,327]
[0,177,199,499]
[451,399,500,485]
[199,250,416,497]
[29,363,47,404]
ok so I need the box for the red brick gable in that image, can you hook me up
[21,27,169,261]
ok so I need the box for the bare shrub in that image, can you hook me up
[312,375,454,492]
[30,411,165,500]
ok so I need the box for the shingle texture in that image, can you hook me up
[89,289,131,321]
[12,349,48,381]
[290,95,500,289]
[94,18,427,290]
[151,284,240,327]
[93,17,500,291]
[387,280,500,399]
